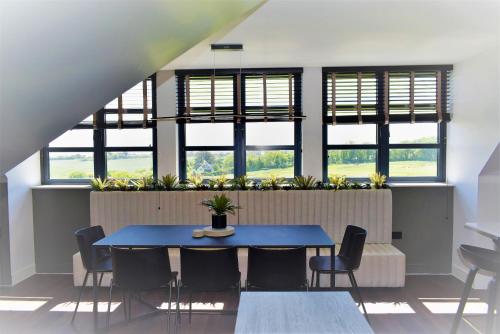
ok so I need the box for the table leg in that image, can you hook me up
[330,245,335,290]
[93,271,98,330]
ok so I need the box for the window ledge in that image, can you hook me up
[32,185,91,190]
[388,182,453,188]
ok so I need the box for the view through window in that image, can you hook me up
[177,69,302,180]
[323,66,450,181]
[42,77,157,183]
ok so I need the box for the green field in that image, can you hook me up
[245,160,436,179]
[50,157,153,179]
[51,156,436,180]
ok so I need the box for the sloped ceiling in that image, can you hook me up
[166,0,499,69]
[0,0,265,174]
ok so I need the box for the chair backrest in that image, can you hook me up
[460,244,500,273]
[338,225,367,271]
[75,225,107,271]
[111,246,174,290]
[247,247,306,290]
[180,247,240,291]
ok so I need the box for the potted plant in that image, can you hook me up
[201,194,240,229]
[90,177,111,191]
[161,173,179,191]
[260,175,285,190]
[370,172,388,189]
[292,175,317,190]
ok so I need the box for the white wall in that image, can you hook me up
[0,0,264,174]
[156,70,178,176]
[5,153,41,285]
[302,68,323,179]
[448,45,500,288]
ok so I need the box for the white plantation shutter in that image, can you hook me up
[326,72,377,124]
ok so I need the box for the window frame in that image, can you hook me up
[177,68,302,181]
[41,75,157,184]
[322,65,451,183]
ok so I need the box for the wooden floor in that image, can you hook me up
[0,274,491,334]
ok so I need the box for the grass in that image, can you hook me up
[50,157,437,180]
[50,157,152,179]
[329,161,436,177]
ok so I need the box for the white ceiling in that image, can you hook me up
[166,0,500,69]
[0,0,264,174]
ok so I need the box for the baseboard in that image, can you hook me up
[406,273,452,276]
[11,263,36,286]
[452,264,492,290]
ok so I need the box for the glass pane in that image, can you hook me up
[106,151,153,179]
[389,148,438,177]
[49,152,94,179]
[389,123,437,144]
[327,124,377,145]
[186,151,234,179]
[49,129,94,147]
[185,123,233,146]
[327,149,377,178]
[246,150,294,179]
[246,122,294,146]
[106,129,152,147]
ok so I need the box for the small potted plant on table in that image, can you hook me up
[202,194,240,229]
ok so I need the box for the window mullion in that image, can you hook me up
[234,74,245,177]
[376,71,389,177]
[94,109,106,179]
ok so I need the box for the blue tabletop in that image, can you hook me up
[93,225,334,248]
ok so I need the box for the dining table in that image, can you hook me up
[91,224,335,330]
[235,291,373,333]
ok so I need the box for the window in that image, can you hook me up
[323,66,451,182]
[42,76,157,183]
[185,123,235,179]
[246,122,295,179]
[326,124,377,178]
[388,123,440,178]
[177,69,302,180]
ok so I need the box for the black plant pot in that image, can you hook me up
[211,214,227,229]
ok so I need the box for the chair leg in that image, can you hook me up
[71,271,89,323]
[310,270,315,289]
[106,279,114,328]
[98,272,104,287]
[176,280,181,325]
[188,291,192,324]
[167,282,173,333]
[451,267,478,334]
[122,288,127,321]
[348,271,368,319]
[316,269,320,288]
[486,277,498,334]
[128,290,132,321]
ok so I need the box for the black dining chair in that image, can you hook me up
[72,225,112,323]
[179,247,240,324]
[309,225,368,316]
[246,246,308,291]
[451,244,500,334]
[106,246,178,331]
